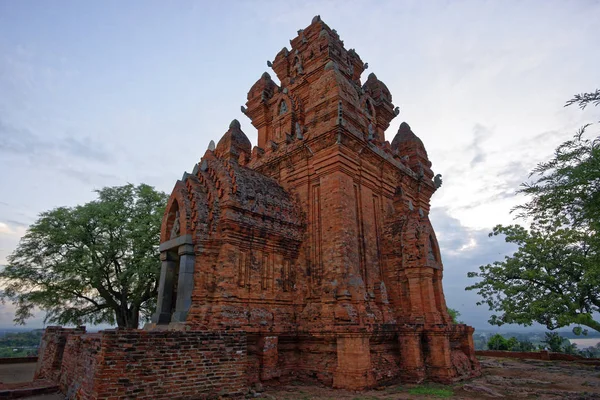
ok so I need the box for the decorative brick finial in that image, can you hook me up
[229,119,241,130]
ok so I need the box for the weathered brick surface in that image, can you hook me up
[153,15,481,390]
[35,326,85,382]
[59,333,101,399]
[37,329,247,399]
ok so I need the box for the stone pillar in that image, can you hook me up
[398,328,425,383]
[333,335,375,390]
[424,328,455,382]
[172,244,195,323]
[258,336,280,381]
[153,251,177,324]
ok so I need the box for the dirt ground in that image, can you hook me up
[0,362,37,384]
[255,357,600,399]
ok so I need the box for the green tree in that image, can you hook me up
[467,90,600,333]
[542,332,565,352]
[0,184,168,328]
[487,334,509,350]
[447,308,463,324]
[541,332,578,354]
[512,339,536,352]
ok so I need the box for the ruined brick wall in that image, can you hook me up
[35,326,85,381]
[37,328,247,399]
[296,337,337,385]
[59,333,101,399]
[370,337,401,385]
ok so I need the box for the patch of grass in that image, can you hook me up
[407,385,454,398]
[351,397,379,400]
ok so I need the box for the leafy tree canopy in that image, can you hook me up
[467,90,600,333]
[0,184,168,328]
[447,308,463,324]
[487,334,512,351]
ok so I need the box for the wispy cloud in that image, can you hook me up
[0,118,113,163]
[468,124,493,167]
[59,168,120,185]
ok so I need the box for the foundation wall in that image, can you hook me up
[37,328,247,400]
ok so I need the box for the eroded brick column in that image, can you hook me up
[398,327,425,383]
[424,328,454,382]
[460,325,478,364]
[258,336,280,381]
[153,251,177,324]
[404,268,426,323]
[333,335,375,390]
[172,243,195,322]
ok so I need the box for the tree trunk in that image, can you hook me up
[113,303,140,328]
[126,306,140,329]
[115,309,126,328]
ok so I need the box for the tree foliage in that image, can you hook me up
[486,332,571,353]
[541,332,578,354]
[487,334,513,351]
[447,308,463,324]
[0,184,168,328]
[467,90,600,333]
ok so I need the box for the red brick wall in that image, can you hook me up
[370,341,401,385]
[47,329,247,400]
[35,326,86,381]
[296,337,337,386]
[59,333,101,399]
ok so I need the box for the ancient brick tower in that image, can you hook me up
[154,16,481,389]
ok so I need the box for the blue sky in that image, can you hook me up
[0,0,599,329]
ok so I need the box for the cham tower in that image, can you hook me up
[154,16,481,389]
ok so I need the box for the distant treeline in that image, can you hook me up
[0,329,43,358]
[473,331,600,358]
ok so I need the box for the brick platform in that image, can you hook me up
[36,327,246,399]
